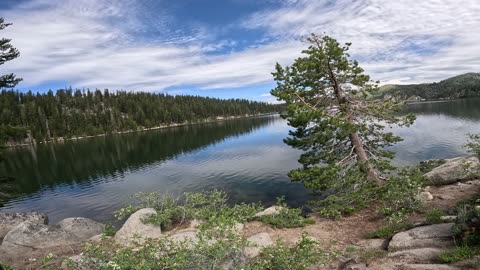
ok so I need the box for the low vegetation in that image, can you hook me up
[63,231,333,270]
[253,197,315,228]
[466,133,480,157]
[61,192,329,270]
[439,246,480,263]
[115,191,310,230]
[425,208,447,224]
[367,223,415,239]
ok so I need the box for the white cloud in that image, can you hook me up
[1,0,480,95]
[244,0,480,84]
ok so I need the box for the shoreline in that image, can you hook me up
[6,112,279,148]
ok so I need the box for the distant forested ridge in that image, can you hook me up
[379,73,480,100]
[0,89,282,144]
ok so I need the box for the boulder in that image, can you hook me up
[244,232,273,258]
[57,217,104,240]
[254,206,282,217]
[0,212,48,239]
[114,208,162,245]
[388,223,455,251]
[400,264,461,270]
[1,222,73,251]
[418,191,434,202]
[424,156,480,186]
[387,247,444,263]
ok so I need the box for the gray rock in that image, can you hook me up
[440,216,457,222]
[114,208,162,246]
[0,212,48,239]
[254,206,282,217]
[168,229,199,245]
[388,223,455,251]
[418,191,434,201]
[356,239,387,250]
[57,217,104,240]
[244,232,273,258]
[424,156,480,186]
[2,221,75,250]
[388,247,444,263]
[399,264,461,270]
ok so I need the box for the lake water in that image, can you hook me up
[1,98,480,223]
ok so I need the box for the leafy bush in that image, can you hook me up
[367,223,414,239]
[0,261,15,270]
[65,229,330,270]
[439,246,480,263]
[376,167,425,223]
[425,209,447,224]
[452,197,480,246]
[102,223,117,237]
[114,191,262,230]
[246,233,335,270]
[465,134,480,157]
[254,197,314,228]
[417,159,446,173]
[312,166,378,219]
[313,166,424,220]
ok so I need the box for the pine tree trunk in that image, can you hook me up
[328,65,383,185]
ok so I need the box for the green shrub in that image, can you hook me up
[465,134,480,157]
[367,223,414,239]
[246,233,335,270]
[254,197,314,228]
[114,191,263,230]
[0,261,15,270]
[102,223,117,237]
[66,229,330,270]
[439,246,480,263]
[417,159,446,173]
[425,209,446,224]
[452,199,480,246]
[377,167,425,223]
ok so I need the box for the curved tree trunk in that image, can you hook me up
[327,64,383,185]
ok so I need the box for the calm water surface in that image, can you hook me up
[1,98,480,223]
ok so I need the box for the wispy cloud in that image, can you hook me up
[244,0,480,84]
[1,0,480,96]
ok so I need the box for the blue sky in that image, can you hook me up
[1,0,479,102]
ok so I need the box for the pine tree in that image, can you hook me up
[0,18,22,89]
[271,34,415,193]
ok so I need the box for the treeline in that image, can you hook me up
[379,72,480,100]
[0,89,281,143]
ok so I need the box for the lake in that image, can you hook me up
[1,98,480,223]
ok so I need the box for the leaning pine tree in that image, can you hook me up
[271,34,415,216]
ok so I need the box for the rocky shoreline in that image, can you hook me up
[1,155,480,269]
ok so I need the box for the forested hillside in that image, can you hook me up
[379,73,480,100]
[0,89,281,144]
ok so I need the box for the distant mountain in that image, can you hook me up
[378,73,480,100]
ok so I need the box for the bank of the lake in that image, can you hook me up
[1,98,480,224]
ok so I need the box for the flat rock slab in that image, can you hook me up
[1,217,103,251]
[57,217,104,240]
[244,232,273,258]
[0,212,48,239]
[388,247,445,263]
[356,239,387,250]
[389,223,455,251]
[254,206,282,217]
[114,208,162,246]
[424,155,480,186]
[399,264,461,270]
